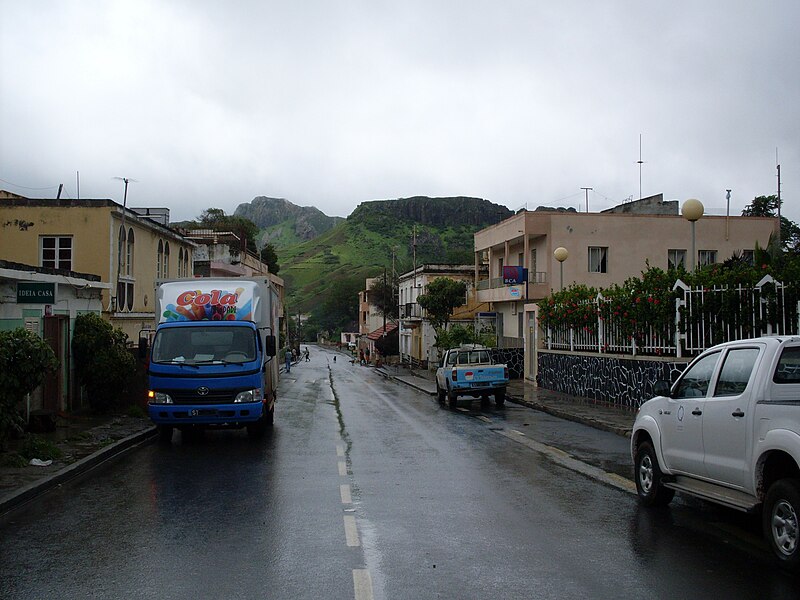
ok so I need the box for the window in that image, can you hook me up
[774,347,800,383]
[178,248,184,277]
[698,250,717,267]
[157,240,164,279]
[164,242,170,278]
[530,249,537,278]
[673,351,720,398]
[184,250,190,277]
[126,228,134,275]
[497,257,504,279]
[668,249,686,270]
[588,247,607,273]
[41,236,73,270]
[126,282,134,311]
[742,250,755,265]
[714,348,759,396]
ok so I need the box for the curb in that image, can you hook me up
[0,426,157,516]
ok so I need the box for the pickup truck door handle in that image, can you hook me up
[691,409,703,416]
[732,409,745,418]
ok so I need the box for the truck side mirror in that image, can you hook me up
[265,335,277,357]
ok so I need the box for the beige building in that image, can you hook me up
[398,264,487,368]
[473,195,779,379]
[0,192,196,343]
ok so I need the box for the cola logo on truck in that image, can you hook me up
[177,290,238,307]
[161,285,254,322]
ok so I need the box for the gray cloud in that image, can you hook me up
[1,1,798,223]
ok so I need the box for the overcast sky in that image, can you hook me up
[2,1,798,223]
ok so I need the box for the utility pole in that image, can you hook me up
[637,134,645,200]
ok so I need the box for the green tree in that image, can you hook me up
[259,242,281,274]
[72,313,137,413]
[742,195,800,251]
[196,208,260,253]
[0,328,59,446]
[416,278,467,333]
[369,272,397,322]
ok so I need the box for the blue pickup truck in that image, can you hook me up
[435,345,509,409]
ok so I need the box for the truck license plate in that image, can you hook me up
[190,409,217,417]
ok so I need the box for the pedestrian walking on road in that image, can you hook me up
[304,348,310,361]
[284,348,292,373]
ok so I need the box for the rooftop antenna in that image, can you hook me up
[777,148,782,248]
[112,176,136,312]
[636,134,645,200]
[581,187,592,212]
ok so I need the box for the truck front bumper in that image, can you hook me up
[147,401,264,426]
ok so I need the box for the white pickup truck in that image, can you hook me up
[632,336,800,571]
[435,345,509,409]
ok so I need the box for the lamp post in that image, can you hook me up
[553,247,569,291]
[681,198,704,271]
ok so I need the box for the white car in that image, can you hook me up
[631,336,800,572]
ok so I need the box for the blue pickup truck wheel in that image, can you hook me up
[447,387,458,409]
[436,384,446,405]
[495,389,506,405]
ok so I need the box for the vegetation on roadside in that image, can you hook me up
[72,313,137,414]
[0,328,59,448]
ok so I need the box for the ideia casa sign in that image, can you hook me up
[17,282,55,304]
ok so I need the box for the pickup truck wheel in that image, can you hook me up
[436,384,445,405]
[157,425,173,443]
[763,478,800,572]
[447,388,458,410]
[495,389,506,406]
[634,441,674,507]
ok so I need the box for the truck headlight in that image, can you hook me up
[148,391,173,404]
[234,388,263,403]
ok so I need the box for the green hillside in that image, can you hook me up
[277,197,513,322]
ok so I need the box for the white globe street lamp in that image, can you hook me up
[682,199,704,270]
[554,247,569,291]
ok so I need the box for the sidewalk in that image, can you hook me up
[377,365,636,439]
[0,414,156,516]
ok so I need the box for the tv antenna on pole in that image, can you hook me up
[636,134,645,200]
[111,176,137,312]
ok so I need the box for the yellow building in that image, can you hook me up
[0,191,196,343]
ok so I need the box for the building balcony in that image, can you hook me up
[476,272,550,303]
[399,302,424,320]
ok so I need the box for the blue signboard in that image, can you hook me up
[502,266,528,285]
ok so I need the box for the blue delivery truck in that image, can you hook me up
[147,277,279,441]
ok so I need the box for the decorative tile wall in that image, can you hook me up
[537,351,689,409]
[492,348,524,379]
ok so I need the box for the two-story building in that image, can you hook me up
[398,264,487,368]
[0,191,196,344]
[474,194,779,380]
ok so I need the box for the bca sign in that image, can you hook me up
[502,266,528,285]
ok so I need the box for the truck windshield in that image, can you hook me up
[152,326,257,364]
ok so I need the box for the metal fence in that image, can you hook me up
[544,275,800,357]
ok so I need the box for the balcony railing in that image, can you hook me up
[400,303,424,319]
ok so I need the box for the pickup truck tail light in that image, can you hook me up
[452,368,458,382]
[504,366,509,379]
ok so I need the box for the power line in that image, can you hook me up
[0,177,61,191]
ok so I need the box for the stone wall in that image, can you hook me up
[537,350,689,410]
[492,348,524,379]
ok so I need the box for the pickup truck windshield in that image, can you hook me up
[152,326,257,364]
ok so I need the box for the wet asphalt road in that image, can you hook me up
[1,345,798,599]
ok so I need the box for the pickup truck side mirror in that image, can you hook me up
[653,380,672,397]
[265,335,277,357]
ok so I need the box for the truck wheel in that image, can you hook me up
[763,478,800,572]
[634,441,674,507]
[447,388,458,410]
[247,419,267,439]
[157,425,173,443]
[436,384,445,405]
[495,389,506,406]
